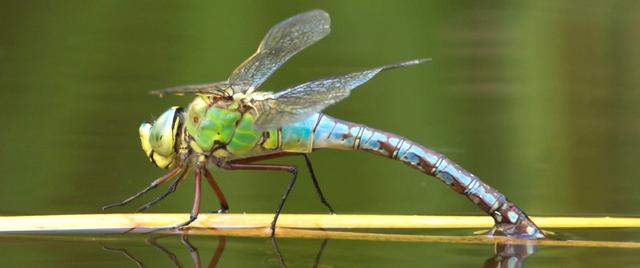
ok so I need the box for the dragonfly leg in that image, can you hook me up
[102,244,146,268]
[180,235,202,268]
[171,167,202,229]
[232,152,336,214]
[303,154,335,214]
[146,236,184,267]
[313,239,329,268]
[270,237,288,268]
[136,164,191,212]
[202,167,229,213]
[209,236,226,268]
[223,162,297,237]
[102,162,185,210]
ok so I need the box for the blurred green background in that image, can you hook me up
[0,1,639,267]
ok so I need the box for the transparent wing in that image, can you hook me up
[148,10,329,97]
[253,59,429,129]
[149,81,231,97]
[228,10,331,94]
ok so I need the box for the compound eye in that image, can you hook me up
[149,107,180,156]
[139,123,153,158]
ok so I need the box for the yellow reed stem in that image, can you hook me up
[0,213,639,233]
[3,228,640,249]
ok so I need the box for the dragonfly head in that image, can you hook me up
[139,106,185,169]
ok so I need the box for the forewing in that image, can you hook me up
[149,81,231,97]
[149,10,329,97]
[253,59,429,129]
[228,10,331,93]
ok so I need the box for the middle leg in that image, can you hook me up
[203,167,229,213]
[173,167,202,228]
[222,161,297,236]
[228,153,335,214]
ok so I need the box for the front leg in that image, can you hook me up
[102,162,187,211]
[223,161,298,237]
[172,167,203,229]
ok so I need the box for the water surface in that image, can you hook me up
[0,1,639,267]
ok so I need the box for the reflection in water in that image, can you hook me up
[313,239,329,268]
[103,235,331,268]
[103,235,226,268]
[270,237,288,268]
[207,236,226,268]
[270,237,329,268]
[103,234,536,268]
[102,245,146,268]
[147,236,184,267]
[484,242,537,268]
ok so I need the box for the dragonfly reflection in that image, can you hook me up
[102,235,331,268]
[103,235,226,268]
[103,235,536,268]
[484,242,537,268]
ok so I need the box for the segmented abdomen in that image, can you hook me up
[310,113,543,238]
[312,113,442,175]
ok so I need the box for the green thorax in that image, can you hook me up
[185,96,256,158]
[185,96,319,159]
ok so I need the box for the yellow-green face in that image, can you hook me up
[139,106,184,169]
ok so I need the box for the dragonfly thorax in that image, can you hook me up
[139,106,186,169]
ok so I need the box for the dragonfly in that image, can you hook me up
[103,10,544,239]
